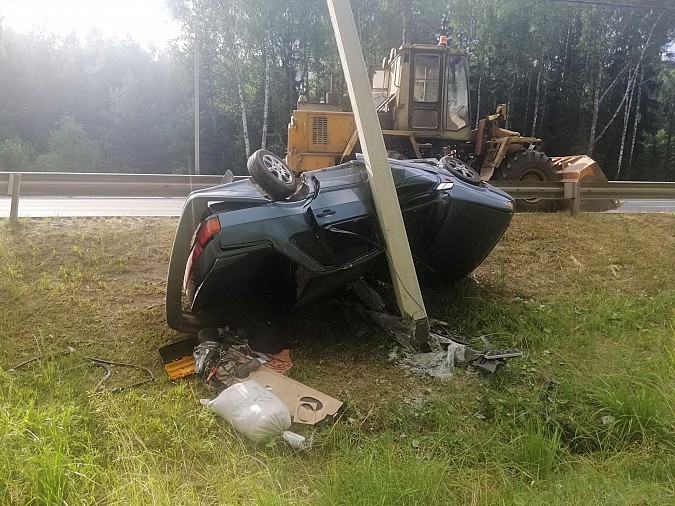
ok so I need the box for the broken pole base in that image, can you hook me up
[367,311,439,352]
[411,317,437,352]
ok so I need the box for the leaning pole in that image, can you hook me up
[325,0,430,347]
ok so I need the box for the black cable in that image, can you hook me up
[9,348,74,371]
[85,356,154,392]
[9,348,154,392]
[91,361,113,390]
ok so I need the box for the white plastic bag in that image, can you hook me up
[204,380,291,442]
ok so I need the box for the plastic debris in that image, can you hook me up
[203,379,308,447]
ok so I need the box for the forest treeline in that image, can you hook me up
[0,0,673,180]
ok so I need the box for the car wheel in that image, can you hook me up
[247,149,298,200]
[441,156,482,185]
[501,150,559,212]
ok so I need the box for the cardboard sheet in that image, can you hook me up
[246,367,345,426]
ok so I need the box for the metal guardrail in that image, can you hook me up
[3,171,675,225]
[494,180,675,215]
[495,180,675,200]
[0,171,226,198]
[1,172,231,226]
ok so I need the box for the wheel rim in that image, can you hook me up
[455,165,478,180]
[444,158,480,182]
[262,154,294,184]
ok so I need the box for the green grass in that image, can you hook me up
[590,377,673,446]
[0,214,674,505]
[0,359,104,503]
[509,419,563,480]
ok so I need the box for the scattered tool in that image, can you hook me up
[158,336,199,380]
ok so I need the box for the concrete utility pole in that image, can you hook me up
[325,0,429,346]
[194,27,200,175]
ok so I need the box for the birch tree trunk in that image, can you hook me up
[587,12,662,158]
[532,56,544,137]
[465,0,475,48]
[505,58,517,130]
[627,67,644,180]
[588,63,601,156]
[616,67,637,179]
[261,46,270,150]
[231,0,250,159]
[302,41,310,95]
[523,69,532,134]
[475,69,482,128]
[560,11,572,95]
[207,67,219,138]
[237,71,250,158]
[401,2,412,45]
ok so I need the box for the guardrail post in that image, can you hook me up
[564,180,581,216]
[8,173,21,227]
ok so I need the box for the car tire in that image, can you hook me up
[500,150,559,212]
[247,149,298,201]
[441,156,482,185]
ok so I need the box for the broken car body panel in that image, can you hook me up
[166,159,514,333]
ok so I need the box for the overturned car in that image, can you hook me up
[166,151,514,333]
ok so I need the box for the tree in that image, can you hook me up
[0,0,673,180]
[0,138,34,171]
[657,66,675,179]
[34,117,103,172]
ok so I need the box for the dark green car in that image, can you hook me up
[166,154,514,333]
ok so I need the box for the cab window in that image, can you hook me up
[444,56,470,130]
[413,54,440,103]
[371,68,388,108]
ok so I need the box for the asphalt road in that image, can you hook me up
[0,197,674,217]
[0,197,186,217]
[606,199,675,214]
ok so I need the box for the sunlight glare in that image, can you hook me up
[1,0,182,48]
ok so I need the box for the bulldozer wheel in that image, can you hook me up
[501,150,559,212]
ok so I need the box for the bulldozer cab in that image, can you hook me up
[286,41,475,171]
[371,43,471,140]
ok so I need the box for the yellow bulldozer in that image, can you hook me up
[284,38,609,211]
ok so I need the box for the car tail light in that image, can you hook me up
[184,217,221,290]
[195,217,221,248]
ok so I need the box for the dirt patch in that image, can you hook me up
[475,213,675,296]
[0,218,179,368]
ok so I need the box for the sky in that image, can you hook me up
[0,0,183,48]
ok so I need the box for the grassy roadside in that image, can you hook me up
[0,214,673,505]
